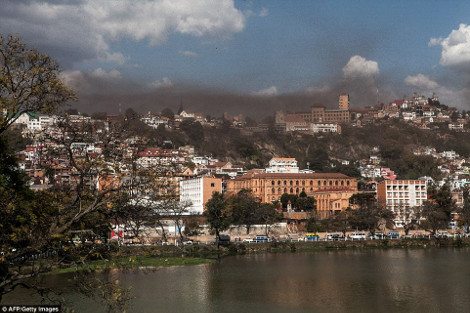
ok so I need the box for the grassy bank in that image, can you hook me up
[50,255,215,274]
[46,237,470,275]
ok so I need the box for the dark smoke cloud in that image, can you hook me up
[74,82,386,120]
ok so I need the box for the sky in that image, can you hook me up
[2,0,470,116]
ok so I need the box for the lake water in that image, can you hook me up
[4,248,470,313]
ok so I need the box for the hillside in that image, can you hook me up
[116,115,470,181]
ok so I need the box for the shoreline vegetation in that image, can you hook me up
[48,237,470,274]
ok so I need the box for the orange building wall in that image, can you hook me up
[202,177,222,210]
[226,173,357,218]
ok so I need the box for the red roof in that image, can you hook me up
[233,172,352,181]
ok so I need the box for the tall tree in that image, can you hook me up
[161,107,174,120]
[296,191,316,212]
[349,204,394,234]
[458,188,470,234]
[230,189,261,234]
[204,192,231,243]
[258,203,281,236]
[0,35,75,135]
[330,209,353,237]
[419,184,455,235]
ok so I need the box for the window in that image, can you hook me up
[211,183,215,187]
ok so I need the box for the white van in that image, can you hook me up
[349,232,366,240]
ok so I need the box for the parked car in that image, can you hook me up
[448,221,457,230]
[436,231,452,238]
[305,233,320,241]
[216,235,231,246]
[387,231,400,239]
[368,232,385,240]
[242,237,254,243]
[349,232,366,240]
[254,235,270,243]
[325,233,344,241]
[182,240,193,245]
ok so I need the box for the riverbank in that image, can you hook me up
[49,255,215,274]
[47,237,470,274]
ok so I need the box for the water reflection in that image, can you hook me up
[4,248,470,313]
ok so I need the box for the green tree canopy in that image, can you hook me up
[161,107,174,120]
[420,184,455,235]
[230,189,260,234]
[204,192,231,241]
[0,35,75,135]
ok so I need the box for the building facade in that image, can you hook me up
[311,123,341,134]
[275,94,350,131]
[377,180,427,228]
[266,158,299,173]
[339,93,350,111]
[179,176,223,215]
[226,172,357,218]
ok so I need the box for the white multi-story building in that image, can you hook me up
[311,123,340,134]
[377,180,427,228]
[179,176,222,215]
[448,123,464,131]
[266,158,299,173]
[441,150,457,160]
[141,115,168,129]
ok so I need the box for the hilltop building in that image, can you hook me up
[266,158,299,173]
[275,94,350,133]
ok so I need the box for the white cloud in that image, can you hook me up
[151,77,173,89]
[404,74,439,90]
[259,8,269,17]
[251,86,278,96]
[342,55,379,78]
[0,0,246,65]
[100,52,126,65]
[179,50,198,57]
[429,24,470,67]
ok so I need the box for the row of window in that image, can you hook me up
[386,185,426,190]
[386,192,427,197]
[264,180,351,187]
